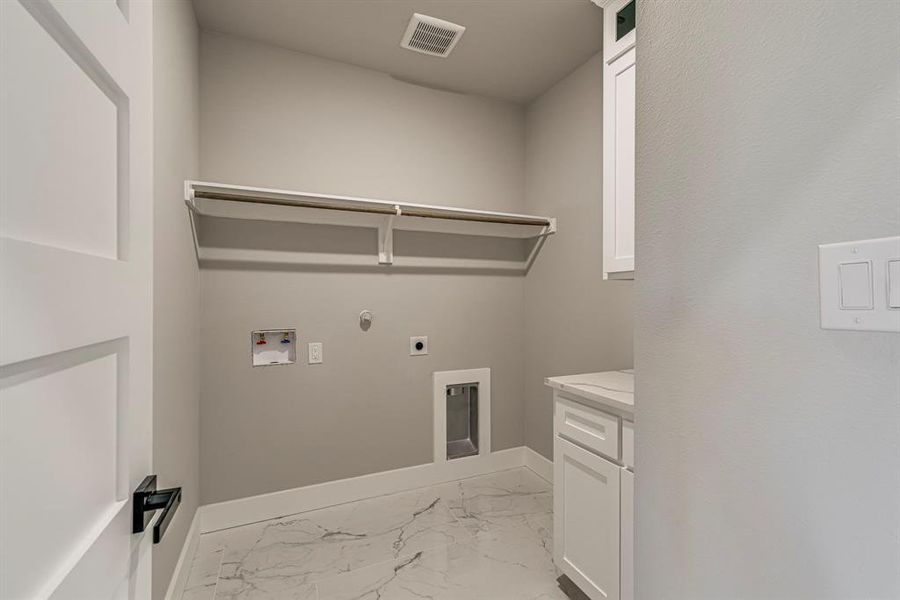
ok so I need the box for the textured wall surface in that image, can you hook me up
[152,0,200,597]
[198,32,528,504]
[634,1,900,597]
[523,52,634,459]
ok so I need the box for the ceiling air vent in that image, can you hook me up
[400,13,466,58]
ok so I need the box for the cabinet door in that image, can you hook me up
[602,0,636,63]
[621,469,634,600]
[554,436,621,600]
[602,46,636,278]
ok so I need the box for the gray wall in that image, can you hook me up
[523,52,634,459]
[152,0,200,597]
[634,1,900,598]
[198,32,528,504]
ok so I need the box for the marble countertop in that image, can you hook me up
[544,369,634,416]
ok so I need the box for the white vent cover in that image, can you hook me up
[400,13,466,58]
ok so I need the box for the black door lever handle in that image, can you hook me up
[132,475,181,543]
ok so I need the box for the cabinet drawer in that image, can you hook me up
[555,395,620,461]
[622,420,634,469]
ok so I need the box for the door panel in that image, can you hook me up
[1,347,124,598]
[0,0,152,598]
[602,0,636,63]
[612,51,635,261]
[602,46,636,277]
[1,0,120,259]
[621,469,634,600]
[0,239,133,365]
[554,436,621,600]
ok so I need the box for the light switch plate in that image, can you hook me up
[819,236,900,332]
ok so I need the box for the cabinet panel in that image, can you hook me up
[613,53,635,260]
[603,47,636,278]
[602,0,637,63]
[554,436,621,600]
[622,420,634,469]
[621,469,634,600]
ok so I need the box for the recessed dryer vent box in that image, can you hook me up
[446,383,479,460]
[433,368,491,464]
[251,329,296,367]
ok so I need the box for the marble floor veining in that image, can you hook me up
[181,467,568,600]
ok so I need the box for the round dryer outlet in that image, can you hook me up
[409,336,428,356]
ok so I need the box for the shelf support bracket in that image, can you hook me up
[183,185,202,265]
[545,218,558,235]
[378,205,401,265]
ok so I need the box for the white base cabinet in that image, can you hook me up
[552,389,634,600]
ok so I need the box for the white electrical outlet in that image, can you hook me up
[410,336,428,356]
[308,342,323,364]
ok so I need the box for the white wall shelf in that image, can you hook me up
[184,181,556,267]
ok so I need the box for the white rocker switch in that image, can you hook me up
[838,261,873,309]
[888,260,900,309]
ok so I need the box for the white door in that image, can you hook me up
[554,436,621,600]
[0,0,153,598]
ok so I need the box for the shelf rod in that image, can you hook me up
[192,190,553,228]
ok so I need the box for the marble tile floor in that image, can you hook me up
[181,467,569,600]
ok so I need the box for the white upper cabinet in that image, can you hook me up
[601,0,636,279]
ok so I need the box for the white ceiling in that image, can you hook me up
[191,0,604,104]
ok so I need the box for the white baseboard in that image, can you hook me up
[199,446,528,533]
[164,507,201,600]
[523,446,553,483]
